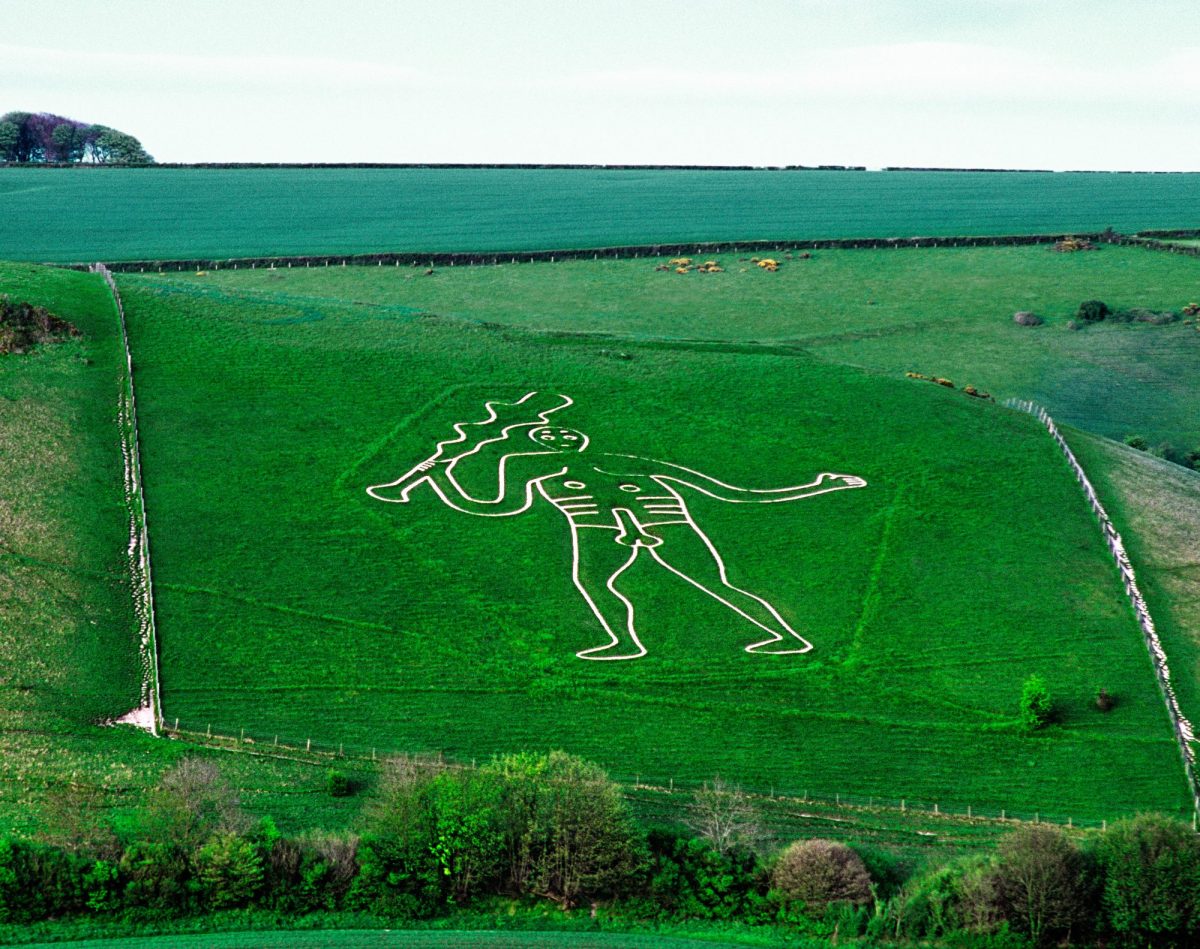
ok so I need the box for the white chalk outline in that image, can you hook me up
[367,392,867,660]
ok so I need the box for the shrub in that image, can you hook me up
[1076,300,1110,323]
[1020,675,1053,731]
[1124,435,1149,451]
[1096,813,1200,946]
[327,770,351,798]
[644,829,768,922]
[988,824,1091,945]
[771,838,872,914]
[0,296,80,354]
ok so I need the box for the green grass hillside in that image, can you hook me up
[1071,433,1200,752]
[0,262,404,839]
[0,264,138,730]
[2,167,1200,262]
[113,265,1191,821]
[177,244,1200,449]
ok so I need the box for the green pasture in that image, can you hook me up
[112,263,1191,822]
[180,244,1200,449]
[2,167,1200,263]
[1072,434,1200,750]
[0,263,138,733]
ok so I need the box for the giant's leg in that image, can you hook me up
[646,523,812,655]
[570,528,647,660]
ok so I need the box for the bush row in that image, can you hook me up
[3,752,1199,947]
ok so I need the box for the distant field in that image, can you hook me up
[180,243,1200,450]
[113,258,1191,822]
[2,167,1200,263]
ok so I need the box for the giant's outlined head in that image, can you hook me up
[529,426,588,452]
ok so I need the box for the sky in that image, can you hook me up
[1,0,1197,169]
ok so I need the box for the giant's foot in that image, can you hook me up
[744,634,813,655]
[576,641,648,661]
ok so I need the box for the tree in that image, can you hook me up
[141,757,248,851]
[0,112,151,164]
[88,125,153,164]
[1096,813,1200,946]
[193,831,265,909]
[989,824,1090,945]
[486,750,645,906]
[0,121,18,162]
[1020,674,1053,730]
[771,838,873,914]
[50,122,85,163]
[686,776,764,856]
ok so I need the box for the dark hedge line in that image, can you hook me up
[75,232,1116,273]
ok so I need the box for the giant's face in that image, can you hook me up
[529,426,588,452]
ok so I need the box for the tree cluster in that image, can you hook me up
[0,111,152,164]
[3,753,1200,948]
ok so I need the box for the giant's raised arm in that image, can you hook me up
[367,461,567,516]
[596,454,866,503]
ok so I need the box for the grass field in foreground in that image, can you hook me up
[177,244,1200,449]
[17,929,779,949]
[115,266,1190,822]
[3,167,1200,262]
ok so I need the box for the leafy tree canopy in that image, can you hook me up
[0,111,152,164]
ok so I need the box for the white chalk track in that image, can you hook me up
[368,392,867,661]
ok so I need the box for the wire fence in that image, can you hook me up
[161,720,1132,833]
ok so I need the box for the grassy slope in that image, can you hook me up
[0,263,400,838]
[114,268,1189,822]
[2,168,1200,262]
[1071,434,1200,747]
[181,244,1200,448]
[0,263,138,728]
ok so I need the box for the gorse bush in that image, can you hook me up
[1076,299,1110,323]
[0,295,79,353]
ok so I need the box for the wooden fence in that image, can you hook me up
[92,263,162,735]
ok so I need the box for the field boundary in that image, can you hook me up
[1008,399,1199,818]
[156,722,1115,832]
[92,262,162,735]
[62,231,1117,273]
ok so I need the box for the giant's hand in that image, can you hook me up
[818,473,867,490]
